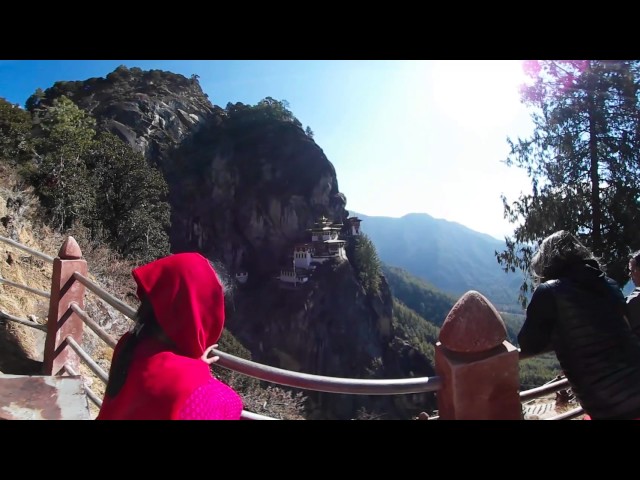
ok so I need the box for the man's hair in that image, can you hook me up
[530,230,596,283]
[630,250,640,265]
[207,258,234,297]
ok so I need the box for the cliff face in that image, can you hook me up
[165,115,348,280]
[227,260,433,419]
[37,66,215,164]
[35,66,435,419]
[39,66,348,279]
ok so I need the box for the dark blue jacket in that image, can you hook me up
[519,260,640,420]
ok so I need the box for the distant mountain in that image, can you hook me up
[351,212,525,313]
[382,264,456,327]
[383,263,524,343]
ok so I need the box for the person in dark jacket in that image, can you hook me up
[625,250,640,335]
[518,230,640,420]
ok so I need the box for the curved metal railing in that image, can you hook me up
[0,309,47,332]
[212,349,443,395]
[72,272,137,319]
[0,235,54,263]
[519,376,570,402]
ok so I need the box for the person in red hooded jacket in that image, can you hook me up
[97,252,243,420]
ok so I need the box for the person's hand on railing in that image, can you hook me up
[201,344,220,365]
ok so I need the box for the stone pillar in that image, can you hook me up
[43,237,87,376]
[435,290,521,420]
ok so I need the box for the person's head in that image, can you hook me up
[105,253,228,397]
[628,250,640,287]
[530,230,596,283]
[131,252,227,358]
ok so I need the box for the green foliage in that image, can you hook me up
[0,98,32,164]
[31,96,97,230]
[106,65,133,84]
[500,311,525,345]
[305,126,314,138]
[498,60,640,306]
[25,88,45,113]
[88,132,170,263]
[385,262,525,353]
[35,95,96,143]
[382,264,456,327]
[255,97,302,127]
[351,233,382,295]
[392,299,439,364]
[225,97,303,129]
[12,95,170,264]
[519,352,562,390]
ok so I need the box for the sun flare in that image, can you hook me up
[430,60,528,131]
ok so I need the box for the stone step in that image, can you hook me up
[0,374,91,420]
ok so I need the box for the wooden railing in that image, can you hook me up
[0,234,582,420]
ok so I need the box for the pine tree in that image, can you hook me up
[0,98,32,164]
[497,61,640,306]
[32,96,97,231]
[353,233,382,295]
[89,132,170,263]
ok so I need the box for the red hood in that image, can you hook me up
[132,253,225,358]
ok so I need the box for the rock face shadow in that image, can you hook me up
[0,325,43,375]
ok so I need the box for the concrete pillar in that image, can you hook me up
[435,290,521,420]
[43,237,87,376]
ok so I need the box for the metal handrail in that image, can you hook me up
[65,336,109,384]
[212,348,443,395]
[69,302,117,348]
[0,277,50,298]
[0,309,47,332]
[72,271,137,319]
[520,377,571,402]
[63,364,103,408]
[546,406,584,420]
[240,411,278,420]
[0,235,54,263]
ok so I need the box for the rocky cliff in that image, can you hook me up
[32,66,436,419]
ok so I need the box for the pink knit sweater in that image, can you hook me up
[178,378,244,420]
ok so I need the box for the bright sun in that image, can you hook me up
[430,60,528,131]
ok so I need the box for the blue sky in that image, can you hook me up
[0,60,536,240]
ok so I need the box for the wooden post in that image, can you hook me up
[43,237,87,376]
[435,290,522,419]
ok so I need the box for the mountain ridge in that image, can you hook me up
[349,211,524,313]
[354,211,506,242]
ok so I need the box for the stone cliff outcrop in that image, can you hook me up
[33,66,436,419]
[33,66,215,164]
